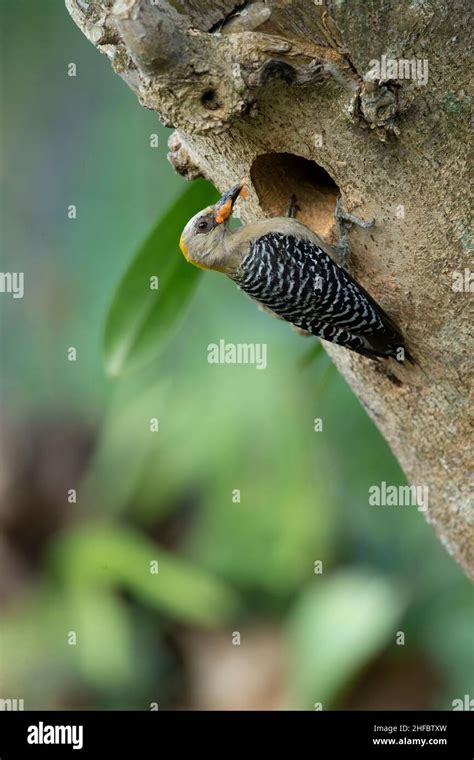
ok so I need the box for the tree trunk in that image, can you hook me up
[65,0,473,579]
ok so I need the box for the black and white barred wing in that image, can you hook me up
[234,232,407,361]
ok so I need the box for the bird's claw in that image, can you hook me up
[286,194,300,219]
[334,195,375,267]
[335,195,375,230]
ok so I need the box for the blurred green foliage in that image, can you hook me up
[104,180,218,375]
[0,1,472,711]
[287,571,405,706]
[52,524,240,625]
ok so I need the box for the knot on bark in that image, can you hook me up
[167,132,204,180]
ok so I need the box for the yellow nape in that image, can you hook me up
[179,235,189,258]
[179,235,211,270]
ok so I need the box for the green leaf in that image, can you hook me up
[287,570,405,708]
[68,587,134,689]
[298,339,324,369]
[104,179,219,376]
[50,524,240,626]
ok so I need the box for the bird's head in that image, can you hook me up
[179,180,247,272]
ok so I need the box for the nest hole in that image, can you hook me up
[201,88,221,111]
[250,153,339,238]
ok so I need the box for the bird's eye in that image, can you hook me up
[196,218,212,233]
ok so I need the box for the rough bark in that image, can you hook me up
[65,0,473,579]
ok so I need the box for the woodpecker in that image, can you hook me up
[179,180,412,362]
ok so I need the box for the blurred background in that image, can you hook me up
[0,1,472,711]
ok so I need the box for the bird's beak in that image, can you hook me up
[213,180,248,224]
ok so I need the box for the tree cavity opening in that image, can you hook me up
[250,153,339,238]
[201,88,221,111]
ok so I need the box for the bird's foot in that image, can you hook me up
[334,195,375,267]
[286,194,300,219]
